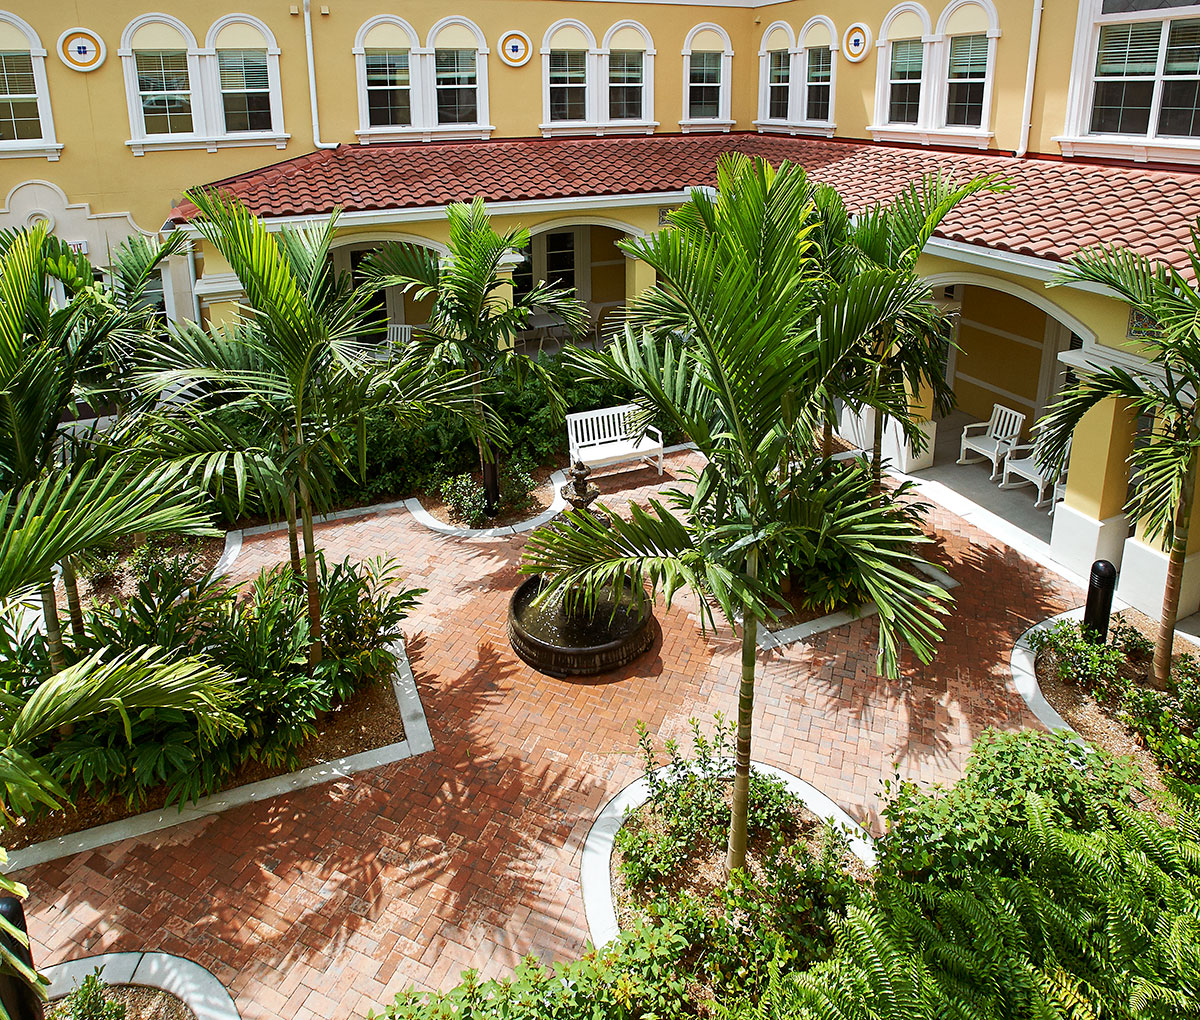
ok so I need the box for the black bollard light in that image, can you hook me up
[0,897,43,1020]
[1083,560,1118,645]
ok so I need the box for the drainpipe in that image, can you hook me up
[187,237,201,322]
[1016,0,1044,157]
[303,0,338,150]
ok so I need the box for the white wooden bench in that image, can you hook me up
[566,404,664,476]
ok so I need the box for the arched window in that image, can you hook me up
[120,14,204,154]
[681,24,734,131]
[204,16,285,142]
[427,17,490,137]
[756,22,795,127]
[601,21,656,132]
[756,18,839,137]
[541,20,597,131]
[798,18,838,131]
[872,1,998,147]
[353,16,420,140]
[0,11,58,160]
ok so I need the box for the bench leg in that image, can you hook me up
[657,450,663,475]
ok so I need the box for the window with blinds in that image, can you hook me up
[888,39,923,124]
[767,50,790,120]
[0,51,40,141]
[1090,18,1200,137]
[609,50,644,120]
[946,34,988,127]
[806,46,832,121]
[365,49,411,127]
[134,50,193,135]
[435,49,477,125]
[689,51,722,119]
[549,50,587,121]
[218,48,271,133]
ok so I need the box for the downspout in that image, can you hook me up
[1016,0,1045,157]
[187,237,201,322]
[303,0,338,150]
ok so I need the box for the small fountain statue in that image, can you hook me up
[507,460,655,678]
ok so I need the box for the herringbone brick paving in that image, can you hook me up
[16,452,1079,1019]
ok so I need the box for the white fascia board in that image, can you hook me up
[923,236,1114,295]
[176,189,694,235]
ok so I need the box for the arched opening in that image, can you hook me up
[330,234,442,350]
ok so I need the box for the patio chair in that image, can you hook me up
[1001,433,1071,508]
[957,403,1026,480]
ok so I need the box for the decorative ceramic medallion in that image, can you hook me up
[842,23,872,63]
[57,28,106,72]
[498,30,532,67]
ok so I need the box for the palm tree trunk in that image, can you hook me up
[39,572,66,675]
[1153,449,1197,688]
[62,557,84,637]
[871,406,885,486]
[822,414,834,460]
[727,546,758,874]
[473,366,500,513]
[297,470,323,667]
[286,487,302,578]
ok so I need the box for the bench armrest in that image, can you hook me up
[645,424,663,444]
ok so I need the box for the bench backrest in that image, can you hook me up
[566,404,637,450]
[987,403,1026,442]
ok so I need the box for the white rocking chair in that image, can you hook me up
[1001,433,1071,508]
[957,403,1026,481]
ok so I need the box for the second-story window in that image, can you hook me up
[135,50,193,135]
[365,49,411,127]
[549,50,587,120]
[806,47,832,120]
[0,50,40,140]
[218,48,271,132]
[946,33,988,126]
[689,52,722,118]
[1090,18,1200,137]
[888,39,924,123]
[767,50,790,118]
[609,50,643,119]
[435,48,477,124]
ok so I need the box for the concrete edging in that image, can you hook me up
[1009,606,1086,734]
[403,469,569,539]
[43,951,239,1020]
[580,760,877,949]
[4,640,433,873]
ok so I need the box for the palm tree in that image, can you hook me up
[151,191,494,666]
[1040,228,1200,689]
[812,175,1005,482]
[362,197,591,511]
[521,155,952,872]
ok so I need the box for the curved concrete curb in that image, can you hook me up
[1010,606,1084,734]
[44,951,239,1020]
[580,760,876,948]
[404,469,568,539]
[5,640,432,873]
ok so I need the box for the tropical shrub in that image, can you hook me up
[123,537,202,584]
[879,728,1140,877]
[74,549,120,587]
[440,460,538,526]
[51,970,125,1020]
[22,554,421,809]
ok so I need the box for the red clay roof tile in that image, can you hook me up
[168,133,1200,273]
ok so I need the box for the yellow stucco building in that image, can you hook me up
[4,0,1200,612]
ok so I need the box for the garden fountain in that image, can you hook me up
[507,461,655,678]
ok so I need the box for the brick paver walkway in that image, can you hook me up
[18,452,1080,1019]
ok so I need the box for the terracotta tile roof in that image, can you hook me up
[169,133,1200,272]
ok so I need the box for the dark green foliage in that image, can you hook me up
[54,969,124,1020]
[1029,617,1200,789]
[20,554,421,809]
[439,460,537,527]
[880,728,1140,878]
[74,549,120,586]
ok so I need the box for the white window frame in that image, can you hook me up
[0,11,59,160]
[540,19,599,134]
[681,23,734,132]
[1058,0,1200,163]
[869,0,999,149]
[425,16,492,140]
[202,16,286,146]
[353,15,423,142]
[600,21,657,135]
[756,18,839,138]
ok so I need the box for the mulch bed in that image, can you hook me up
[610,781,869,933]
[420,464,558,529]
[48,984,194,1020]
[1033,607,1199,802]
[69,534,226,607]
[4,674,404,852]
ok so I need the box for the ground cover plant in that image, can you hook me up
[1030,616,1200,793]
[373,729,1200,1020]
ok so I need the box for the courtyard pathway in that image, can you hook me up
[18,452,1080,1020]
